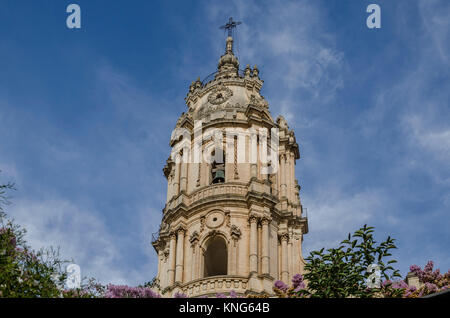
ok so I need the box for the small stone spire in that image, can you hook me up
[216,17,242,79]
[216,36,239,79]
[226,36,233,53]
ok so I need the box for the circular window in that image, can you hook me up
[205,211,224,229]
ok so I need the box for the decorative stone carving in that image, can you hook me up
[200,216,206,233]
[261,216,272,225]
[230,225,241,241]
[176,225,186,234]
[249,94,268,109]
[207,85,233,105]
[279,232,289,242]
[189,231,199,247]
[163,248,170,261]
[277,115,288,129]
[244,64,251,78]
[160,221,169,233]
[225,211,231,227]
[248,214,258,224]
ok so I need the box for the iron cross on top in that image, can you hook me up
[220,17,242,37]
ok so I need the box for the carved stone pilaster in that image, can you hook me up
[233,135,239,179]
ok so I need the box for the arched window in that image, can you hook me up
[211,149,225,184]
[203,236,227,277]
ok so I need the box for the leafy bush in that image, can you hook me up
[300,224,401,297]
[0,180,68,297]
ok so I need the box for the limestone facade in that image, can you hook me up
[151,35,308,297]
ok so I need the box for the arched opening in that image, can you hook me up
[211,149,226,184]
[203,236,227,277]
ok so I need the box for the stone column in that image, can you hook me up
[287,153,292,202]
[280,154,287,198]
[157,250,162,281]
[290,153,295,202]
[280,233,289,283]
[175,227,185,283]
[180,149,188,193]
[166,174,172,202]
[189,232,199,281]
[190,244,197,281]
[196,163,201,187]
[261,217,271,275]
[249,215,258,275]
[251,164,257,178]
[250,131,258,179]
[288,232,293,279]
[284,153,289,200]
[173,160,180,196]
[167,232,177,286]
[229,240,236,275]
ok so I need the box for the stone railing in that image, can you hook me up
[164,183,247,213]
[190,183,247,204]
[181,275,249,297]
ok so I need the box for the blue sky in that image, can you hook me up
[0,0,449,285]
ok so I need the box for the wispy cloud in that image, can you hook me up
[203,0,344,121]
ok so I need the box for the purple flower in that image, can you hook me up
[291,274,304,288]
[391,280,408,289]
[404,286,417,298]
[274,280,288,292]
[104,284,161,298]
[229,290,238,298]
[409,261,443,284]
[174,292,187,298]
[424,282,438,293]
[216,293,227,298]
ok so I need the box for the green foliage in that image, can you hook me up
[0,175,69,297]
[302,224,402,298]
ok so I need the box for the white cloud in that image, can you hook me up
[419,0,450,65]
[203,0,344,122]
[303,188,383,252]
[404,115,450,163]
[8,198,130,284]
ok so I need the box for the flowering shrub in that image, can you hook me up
[2,178,449,299]
[299,225,401,298]
[273,274,307,298]
[273,263,450,298]
[403,261,449,297]
[1,202,68,298]
[272,226,448,298]
[104,284,161,298]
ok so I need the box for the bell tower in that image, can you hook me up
[151,19,308,297]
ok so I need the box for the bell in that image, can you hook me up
[212,169,225,183]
